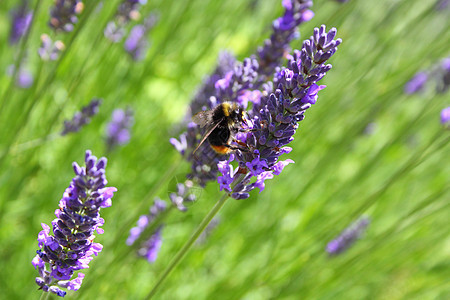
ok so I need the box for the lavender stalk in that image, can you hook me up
[32,150,116,297]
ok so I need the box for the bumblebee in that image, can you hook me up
[192,102,248,155]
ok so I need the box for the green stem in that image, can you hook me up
[40,291,50,300]
[145,193,230,299]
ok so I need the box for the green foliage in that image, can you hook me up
[0,0,448,299]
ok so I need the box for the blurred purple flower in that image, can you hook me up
[32,150,116,297]
[326,217,370,256]
[61,98,102,135]
[170,3,340,200]
[124,14,158,61]
[104,0,149,43]
[404,72,428,94]
[9,1,33,45]
[38,34,65,61]
[435,0,450,10]
[169,180,197,212]
[127,199,166,263]
[441,107,450,128]
[49,0,84,32]
[6,65,34,89]
[138,227,163,263]
[106,108,134,150]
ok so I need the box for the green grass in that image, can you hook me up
[0,0,449,299]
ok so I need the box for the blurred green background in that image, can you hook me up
[0,0,449,299]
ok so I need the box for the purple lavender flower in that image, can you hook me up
[326,217,370,255]
[6,64,34,88]
[169,180,197,212]
[116,0,147,25]
[61,98,102,135]
[49,0,84,32]
[9,0,33,45]
[32,150,116,297]
[256,0,314,78]
[38,34,65,61]
[104,0,148,43]
[138,227,163,263]
[404,71,428,94]
[106,108,134,150]
[104,21,126,43]
[435,0,450,10]
[124,14,158,61]
[127,199,166,263]
[171,2,313,188]
[228,25,341,199]
[441,107,450,128]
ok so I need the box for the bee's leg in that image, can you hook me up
[238,128,258,133]
[225,140,250,152]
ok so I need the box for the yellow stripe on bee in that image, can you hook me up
[222,102,231,117]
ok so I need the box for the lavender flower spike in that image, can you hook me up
[38,34,65,61]
[124,14,158,61]
[49,0,84,33]
[127,199,167,263]
[441,107,450,128]
[61,98,102,135]
[32,150,116,297]
[106,108,134,150]
[104,0,148,43]
[404,71,428,94]
[228,25,341,199]
[326,217,370,256]
[9,0,33,45]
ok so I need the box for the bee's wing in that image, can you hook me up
[192,119,223,156]
[192,111,213,128]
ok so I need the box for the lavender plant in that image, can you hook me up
[38,34,65,61]
[9,0,33,45]
[405,56,450,94]
[127,180,197,263]
[49,0,84,33]
[127,199,167,263]
[61,98,102,135]
[441,107,450,128]
[172,22,341,199]
[326,217,370,256]
[124,13,158,61]
[105,108,134,151]
[104,0,147,43]
[147,1,341,297]
[32,150,116,297]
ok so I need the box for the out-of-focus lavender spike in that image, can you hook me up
[169,180,197,212]
[32,150,116,297]
[9,0,33,45]
[127,199,166,263]
[6,65,34,89]
[124,13,158,61]
[38,34,65,61]
[441,107,450,128]
[404,72,428,94]
[61,98,102,135]
[326,217,370,256]
[256,0,314,78]
[106,108,134,151]
[104,0,148,43]
[49,0,84,33]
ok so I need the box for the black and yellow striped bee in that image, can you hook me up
[192,102,249,155]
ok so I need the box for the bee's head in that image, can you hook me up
[228,103,248,126]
